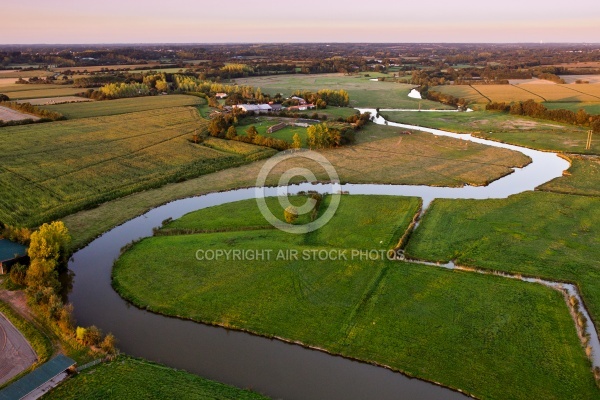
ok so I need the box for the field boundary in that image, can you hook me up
[467,85,491,103]
[510,84,547,101]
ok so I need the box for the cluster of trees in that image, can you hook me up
[142,73,169,92]
[292,89,350,107]
[99,82,150,99]
[306,123,355,149]
[205,112,290,150]
[73,75,125,88]
[425,90,469,108]
[4,221,118,356]
[486,100,600,131]
[535,72,566,84]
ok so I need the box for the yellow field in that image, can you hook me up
[432,84,600,105]
[0,70,53,78]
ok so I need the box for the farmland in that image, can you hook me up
[405,191,600,335]
[43,95,204,119]
[44,356,268,400]
[16,96,92,106]
[112,195,597,400]
[1,86,85,100]
[431,84,600,106]
[62,122,530,249]
[0,106,272,227]
[234,73,453,109]
[383,110,598,154]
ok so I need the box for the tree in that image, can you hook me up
[292,133,302,149]
[9,263,27,286]
[0,94,9,102]
[28,221,71,263]
[25,258,60,295]
[246,125,259,141]
[101,333,117,355]
[226,125,238,139]
[284,206,298,224]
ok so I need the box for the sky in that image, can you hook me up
[2,0,599,44]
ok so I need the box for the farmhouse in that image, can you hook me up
[0,239,28,275]
[290,96,307,105]
[287,104,315,111]
[215,93,228,99]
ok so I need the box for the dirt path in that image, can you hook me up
[0,311,37,385]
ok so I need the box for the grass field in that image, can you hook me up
[43,95,204,119]
[234,73,453,109]
[405,191,600,336]
[112,195,598,400]
[539,155,600,197]
[0,106,272,227]
[0,70,54,79]
[544,102,600,114]
[44,356,268,400]
[383,110,598,154]
[62,122,530,250]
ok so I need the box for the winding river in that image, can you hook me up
[67,109,596,400]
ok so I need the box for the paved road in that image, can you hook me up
[0,312,37,386]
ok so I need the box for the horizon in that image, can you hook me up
[3,0,599,44]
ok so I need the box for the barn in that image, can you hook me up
[0,239,28,275]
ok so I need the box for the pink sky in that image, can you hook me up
[2,0,599,44]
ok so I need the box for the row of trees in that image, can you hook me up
[3,221,118,356]
[0,101,65,126]
[292,89,350,107]
[486,100,600,131]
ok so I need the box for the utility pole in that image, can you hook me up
[586,130,593,151]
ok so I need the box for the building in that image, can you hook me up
[290,96,307,105]
[215,93,228,99]
[0,239,28,275]
[287,104,315,112]
[0,355,76,400]
[233,104,272,114]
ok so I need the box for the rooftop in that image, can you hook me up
[0,239,27,262]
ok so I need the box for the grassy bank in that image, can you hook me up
[539,155,600,197]
[384,110,598,155]
[405,191,600,332]
[44,356,268,400]
[112,195,597,400]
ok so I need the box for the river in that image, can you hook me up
[68,110,589,400]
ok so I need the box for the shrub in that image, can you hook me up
[284,206,298,224]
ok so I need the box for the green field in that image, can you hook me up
[384,110,598,154]
[544,102,600,114]
[234,73,453,109]
[44,356,268,400]
[405,191,600,333]
[112,195,597,400]
[0,106,272,226]
[43,95,204,119]
[539,155,600,197]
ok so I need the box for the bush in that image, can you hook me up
[284,206,298,224]
[9,263,28,286]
